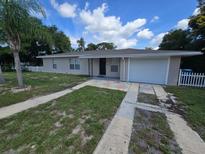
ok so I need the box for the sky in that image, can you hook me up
[37,0,199,49]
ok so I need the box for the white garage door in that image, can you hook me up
[128,58,168,84]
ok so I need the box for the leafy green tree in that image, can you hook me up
[189,1,205,51]
[86,43,98,51]
[182,0,205,72]
[0,46,13,69]
[145,47,153,50]
[48,25,71,53]
[0,46,5,83]
[159,0,205,72]
[198,0,205,6]
[159,29,192,50]
[0,0,45,87]
[85,42,116,51]
[19,17,53,65]
[0,46,10,83]
[77,37,85,51]
[96,42,116,50]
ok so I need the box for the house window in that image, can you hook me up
[70,58,80,70]
[111,65,118,72]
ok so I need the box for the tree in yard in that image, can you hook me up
[0,0,45,88]
[144,47,153,50]
[86,43,98,51]
[77,37,85,51]
[159,29,192,50]
[19,17,53,66]
[189,0,205,51]
[85,42,117,51]
[48,25,72,53]
[183,0,205,72]
[158,0,205,72]
[198,0,205,6]
[96,42,117,50]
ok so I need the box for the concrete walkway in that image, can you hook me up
[0,88,73,119]
[150,86,205,154]
[153,85,168,102]
[94,83,139,154]
[0,81,91,119]
[139,83,155,95]
[87,79,130,92]
[166,112,205,154]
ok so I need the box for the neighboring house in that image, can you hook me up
[37,48,202,85]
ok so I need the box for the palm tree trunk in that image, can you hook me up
[13,50,24,88]
[0,65,5,84]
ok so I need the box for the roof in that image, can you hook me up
[37,48,203,59]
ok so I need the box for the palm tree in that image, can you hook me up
[0,0,45,88]
[77,37,85,52]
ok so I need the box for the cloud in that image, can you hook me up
[137,28,154,39]
[150,16,159,23]
[30,8,49,19]
[50,0,77,18]
[150,32,168,49]
[193,8,200,16]
[79,3,146,48]
[175,19,190,30]
[70,36,79,48]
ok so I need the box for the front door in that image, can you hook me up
[99,58,106,75]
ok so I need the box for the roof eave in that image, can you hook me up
[36,51,203,59]
[36,55,80,58]
[79,52,203,59]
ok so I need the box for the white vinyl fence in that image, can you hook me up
[178,70,205,88]
[26,66,45,72]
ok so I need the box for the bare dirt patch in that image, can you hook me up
[163,95,186,115]
[99,119,111,129]
[67,114,74,119]
[138,92,159,105]
[11,85,31,93]
[129,108,182,154]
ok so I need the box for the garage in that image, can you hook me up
[128,58,169,84]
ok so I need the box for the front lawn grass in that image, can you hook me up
[129,108,181,154]
[0,86,125,153]
[0,72,88,107]
[165,86,205,141]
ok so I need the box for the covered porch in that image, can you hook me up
[87,58,124,79]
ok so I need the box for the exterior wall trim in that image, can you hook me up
[165,57,170,84]
[127,58,130,81]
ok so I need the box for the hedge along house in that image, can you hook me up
[37,48,202,85]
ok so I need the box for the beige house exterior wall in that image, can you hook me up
[120,58,129,81]
[106,58,120,78]
[167,56,181,85]
[42,56,181,85]
[90,58,120,78]
[42,57,89,75]
[92,59,99,76]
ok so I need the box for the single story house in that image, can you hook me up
[37,48,202,85]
